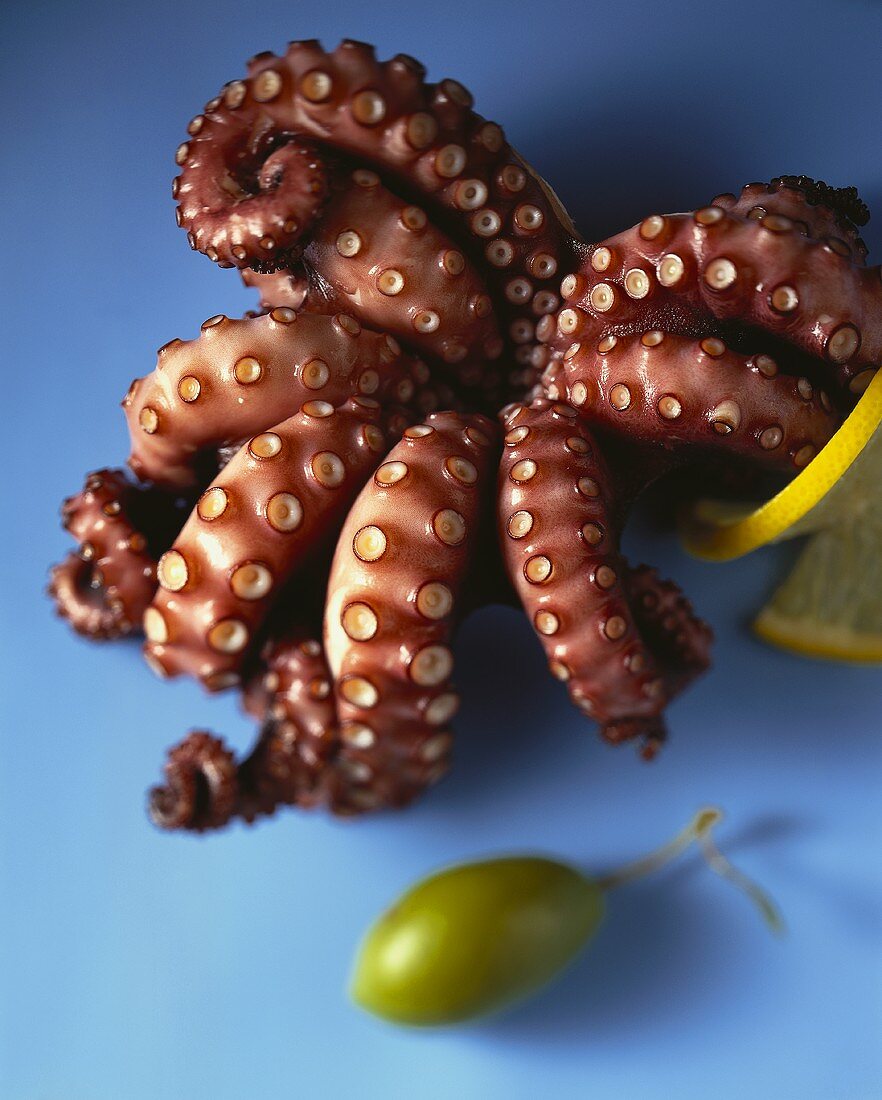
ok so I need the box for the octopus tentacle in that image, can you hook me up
[50,37,882,829]
[298,169,502,368]
[48,469,183,639]
[148,730,239,832]
[557,208,881,393]
[151,632,340,832]
[125,311,427,487]
[174,39,576,389]
[240,631,338,812]
[625,565,713,722]
[603,559,715,759]
[711,176,869,263]
[497,398,704,753]
[554,331,838,470]
[144,395,391,689]
[323,410,498,810]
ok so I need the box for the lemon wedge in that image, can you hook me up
[679,371,882,663]
[753,514,882,662]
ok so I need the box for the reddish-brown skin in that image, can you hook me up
[625,565,713,708]
[144,394,393,689]
[552,332,837,470]
[713,176,869,264]
[124,310,435,488]
[550,207,879,395]
[324,411,497,810]
[497,398,710,754]
[150,631,340,829]
[49,39,882,831]
[48,469,186,640]
[173,39,577,397]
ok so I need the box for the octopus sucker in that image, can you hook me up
[712,176,870,263]
[124,312,433,487]
[562,208,881,391]
[175,39,577,389]
[148,730,240,831]
[49,39,882,829]
[299,176,503,367]
[625,565,713,699]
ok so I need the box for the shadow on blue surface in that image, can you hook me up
[480,814,882,1049]
[481,873,753,1046]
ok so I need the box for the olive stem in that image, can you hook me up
[595,807,721,890]
[698,829,786,935]
[596,806,784,935]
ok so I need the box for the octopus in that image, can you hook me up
[48,39,881,831]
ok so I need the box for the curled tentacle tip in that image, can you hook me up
[48,469,178,641]
[149,730,238,833]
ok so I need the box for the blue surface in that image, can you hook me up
[2,1,882,1097]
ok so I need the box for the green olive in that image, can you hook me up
[350,856,605,1026]
[350,807,781,1027]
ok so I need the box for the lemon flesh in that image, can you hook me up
[754,515,882,663]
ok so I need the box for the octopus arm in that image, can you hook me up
[300,173,502,367]
[148,731,239,832]
[126,311,418,487]
[240,267,310,311]
[52,34,882,820]
[151,630,340,832]
[497,398,710,755]
[711,176,869,263]
[566,210,881,393]
[323,410,498,810]
[625,565,713,704]
[143,395,390,689]
[240,631,338,812]
[174,40,574,388]
[559,331,839,471]
[48,469,182,639]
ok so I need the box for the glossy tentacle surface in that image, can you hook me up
[241,267,308,311]
[498,398,677,751]
[144,394,393,689]
[125,310,429,487]
[299,171,503,369]
[712,176,869,263]
[553,205,881,396]
[556,331,838,470]
[324,411,498,809]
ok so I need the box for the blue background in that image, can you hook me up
[2,1,881,1096]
